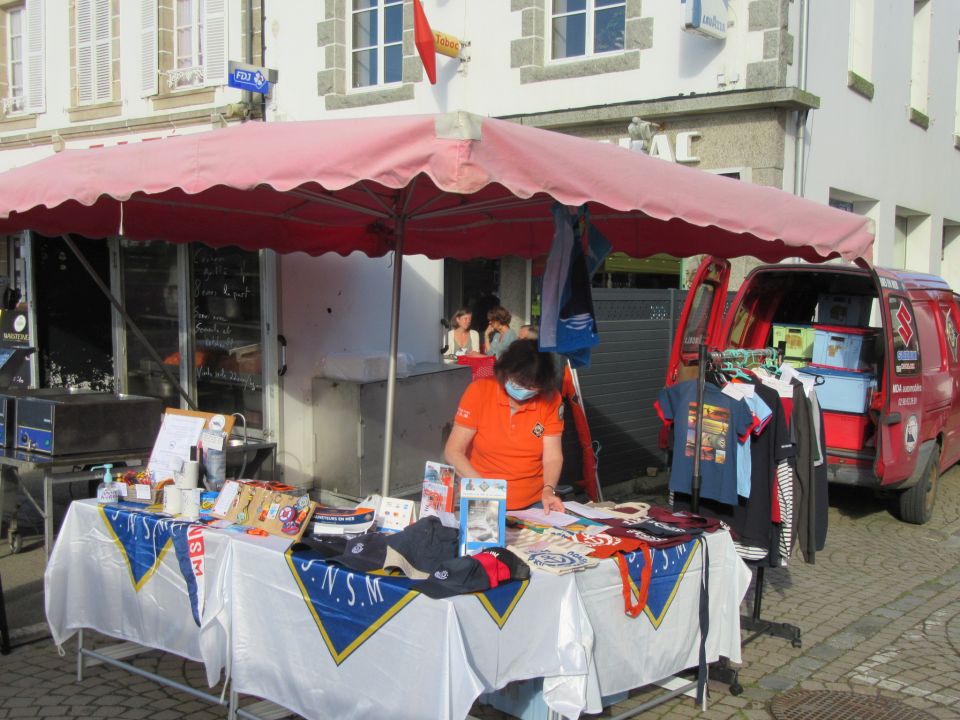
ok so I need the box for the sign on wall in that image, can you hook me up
[682,0,729,41]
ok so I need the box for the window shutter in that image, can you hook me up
[203,0,227,87]
[93,0,112,103]
[24,0,44,113]
[76,0,94,105]
[140,0,158,97]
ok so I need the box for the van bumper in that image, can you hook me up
[826,463,880,487]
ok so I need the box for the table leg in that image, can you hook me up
[0,570,11,655]
[228,688,238,720]
[77,629,85,682]
[44,471,53,562]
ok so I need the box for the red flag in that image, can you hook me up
[413,0,437,85]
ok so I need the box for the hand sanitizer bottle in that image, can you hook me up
[93,464,118,505]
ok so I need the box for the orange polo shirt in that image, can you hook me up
[454,378,564,510]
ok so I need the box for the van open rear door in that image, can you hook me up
[666,256,731,386]
[875,274,924,487]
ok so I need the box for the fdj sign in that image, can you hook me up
[227,61,277,95]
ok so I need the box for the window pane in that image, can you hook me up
[9,8,22,35]
[385,0,403,4]
[177,27,193,67]
[595,0,624,6]
[10,36,22,61]
[594,6,625,53]
[353,0,376,9]
[553,0,586,13]
[385,3,403,44]
[352,9,377,50]
[11,62,23,90]
[384,43,402,83]
[352,47,378,87]
[552,14,586,59]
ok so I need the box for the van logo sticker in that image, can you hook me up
[896,302,914,347]
[944,309,958,360]
[904,415,919,454]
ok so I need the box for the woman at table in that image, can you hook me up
[483,306,517,359]
[446,308,480,357]
[444,339,565,513]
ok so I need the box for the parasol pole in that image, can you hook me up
[381,214,405,497]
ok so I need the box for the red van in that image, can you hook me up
[666,257,960,524]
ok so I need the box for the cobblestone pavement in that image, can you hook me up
[2,467,960,719]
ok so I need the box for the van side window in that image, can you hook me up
[888,296,921,376]
[914,300,945,373]
[942,300,960,364]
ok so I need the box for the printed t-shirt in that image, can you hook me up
[454,378,564,510]
[656,380,755,506]
[736,392,773,498]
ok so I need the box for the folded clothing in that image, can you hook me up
[646,507,722,532]
[328,516,459,579]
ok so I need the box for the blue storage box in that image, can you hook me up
[480,678,628,720]
[812,325,872,370]
[799,366,876,413]
[816,294,872,326]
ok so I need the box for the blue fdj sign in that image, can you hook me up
[229,67,270,94]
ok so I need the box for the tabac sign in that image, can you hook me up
[682,0,729,40]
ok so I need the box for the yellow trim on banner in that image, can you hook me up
[628,543,700,629]
[475,579,529,629]
[284,551,419,666]
[97,505,173,593]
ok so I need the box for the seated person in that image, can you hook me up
[446,308,480,356]
[444,340,564,513]
[483,306,518,359]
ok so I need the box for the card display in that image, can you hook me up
[422,461,456,514]
[459,478,507,556]
[211,480,316,542]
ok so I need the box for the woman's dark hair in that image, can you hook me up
[487,306,512,326]
[494,339,556,394]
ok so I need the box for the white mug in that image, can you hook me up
[163,485,182,515]
[181,488,201,521]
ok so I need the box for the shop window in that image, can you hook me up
[75,0,113,105]
[550,0,625,60]
[351,0,403,89]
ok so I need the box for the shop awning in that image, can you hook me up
[0,111,873,264]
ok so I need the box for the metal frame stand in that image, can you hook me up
[0,568,10,655]
[740,564,803,648]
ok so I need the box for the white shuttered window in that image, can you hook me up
[76,0,111,105]
[24,0,44,113]
[140,0,158,96]
[202,0,226,86]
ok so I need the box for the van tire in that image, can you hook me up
[898,446,939,525]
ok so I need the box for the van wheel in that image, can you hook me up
[899,447,939,525]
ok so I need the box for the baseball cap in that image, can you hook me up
[417,547,530,599]
[329,516,458,579]
[329,532,389,574]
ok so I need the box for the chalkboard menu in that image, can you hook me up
[192,246,263,427]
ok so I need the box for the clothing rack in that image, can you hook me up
[688,345,802,697]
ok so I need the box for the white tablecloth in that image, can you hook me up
[45,499,232,686]
[45,500,751,718]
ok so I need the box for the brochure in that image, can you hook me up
[422,461,456,513]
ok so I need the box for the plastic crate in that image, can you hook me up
[823,411,873,450]
[812,325,872,370]
[772,324,815,366]
[816,294,872,326]
[799,366,875,413]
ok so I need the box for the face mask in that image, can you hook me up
[505,380,538,402]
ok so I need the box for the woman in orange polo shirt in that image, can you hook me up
[444,339,565,513]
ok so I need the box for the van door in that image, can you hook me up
[937,296,960,467]
[876,291,924,485]
[666,256,730,386]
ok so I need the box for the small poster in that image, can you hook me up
[377,497,416,533]
[422,461,456,514]
[459,478,507,556]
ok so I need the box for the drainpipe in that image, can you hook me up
[792,0,810,197]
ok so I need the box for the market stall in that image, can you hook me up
[0,110,874,497]
[46,498,749,720]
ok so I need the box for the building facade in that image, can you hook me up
[0,0,958,489]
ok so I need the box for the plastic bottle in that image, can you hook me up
[93,464,118,505]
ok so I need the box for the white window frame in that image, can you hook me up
[847,0,874,82]
[5,4,24,114]
[349,0,404,91]
[548,0,626,63]
[910,0,931,114]
[172,0,204,89]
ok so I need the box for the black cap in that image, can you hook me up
[417,547,529,599]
